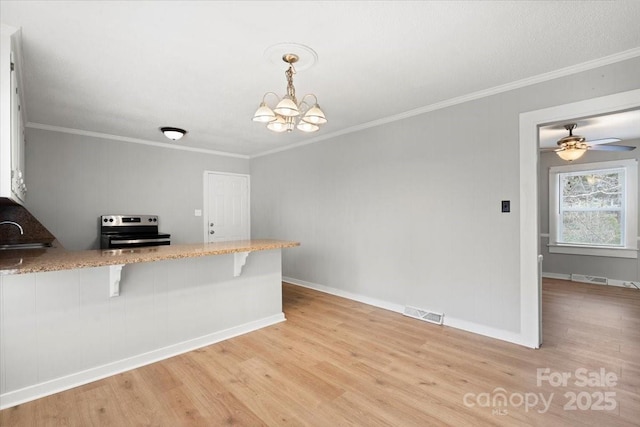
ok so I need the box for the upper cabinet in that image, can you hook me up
[0,23,27,204]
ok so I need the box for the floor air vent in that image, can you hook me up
[403,306,444,325]
[570,274,608,285]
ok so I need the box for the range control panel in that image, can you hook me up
[101,215,158,227]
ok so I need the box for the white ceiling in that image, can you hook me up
[2,1,640,157]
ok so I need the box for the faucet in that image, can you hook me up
[0,221,24,235]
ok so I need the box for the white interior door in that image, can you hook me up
[204,172,250,242]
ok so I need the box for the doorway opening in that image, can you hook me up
[519,88,640,348]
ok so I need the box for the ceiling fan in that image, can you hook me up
[542,123,635,161]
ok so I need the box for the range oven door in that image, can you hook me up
[101,233,171,249]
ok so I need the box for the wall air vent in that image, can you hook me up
[570,274,608,285]
[403,306,444,325]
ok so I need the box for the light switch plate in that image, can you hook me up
[194,209,202,217]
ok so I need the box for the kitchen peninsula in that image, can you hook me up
[0,239,299,409]
[0,239,299,274]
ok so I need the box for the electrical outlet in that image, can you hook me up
[501,200,510,213]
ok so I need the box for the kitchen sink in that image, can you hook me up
[0,242,53,250]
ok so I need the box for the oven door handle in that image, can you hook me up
[110,238,171,245]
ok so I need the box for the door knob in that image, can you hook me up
[210,230,215,234]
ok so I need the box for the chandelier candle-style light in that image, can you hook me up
[253,53,327,133]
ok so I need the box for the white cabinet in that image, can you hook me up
[0,24,26,204]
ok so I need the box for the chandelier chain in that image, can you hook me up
[285,65,297,104]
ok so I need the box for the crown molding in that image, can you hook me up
[23,47,640,161]
[25,123,250,159]
[251,47,640,159]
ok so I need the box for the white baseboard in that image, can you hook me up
[0,313,285,410]
[542,272,571,280]
[542,272,639,289]
[607,279,627,288]
[443,316,527,347]
[283,277,530,348]
[283,277,405,313]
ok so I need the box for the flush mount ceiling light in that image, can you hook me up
[160,127,187,141]
[253,49,327,133]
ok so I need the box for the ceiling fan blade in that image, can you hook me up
[585,138,621,145]
[539,147,558,152]
[589,145,635,151]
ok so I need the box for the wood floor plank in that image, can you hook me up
[163,353,266,426]
[1,278,639,426]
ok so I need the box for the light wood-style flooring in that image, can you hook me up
[1,279,639,426]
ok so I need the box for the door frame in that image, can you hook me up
[519,88,640,349]
[202,171,251,243]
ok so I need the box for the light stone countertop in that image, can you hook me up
[0,239,300,275]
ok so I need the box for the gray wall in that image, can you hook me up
[250,56,640,334]
[539,138,640,282]
[25,129,249,250]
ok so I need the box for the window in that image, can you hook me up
[549,159,638,259]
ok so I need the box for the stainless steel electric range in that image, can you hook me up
[100,215,170,249]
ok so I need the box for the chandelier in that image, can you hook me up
[253,53,327,133]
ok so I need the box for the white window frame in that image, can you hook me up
[548,158,638,259]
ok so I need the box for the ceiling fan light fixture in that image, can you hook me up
[546,122,634,160]
[554,123,587,161]
[556,147,587,162]
[160,127,187,141]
